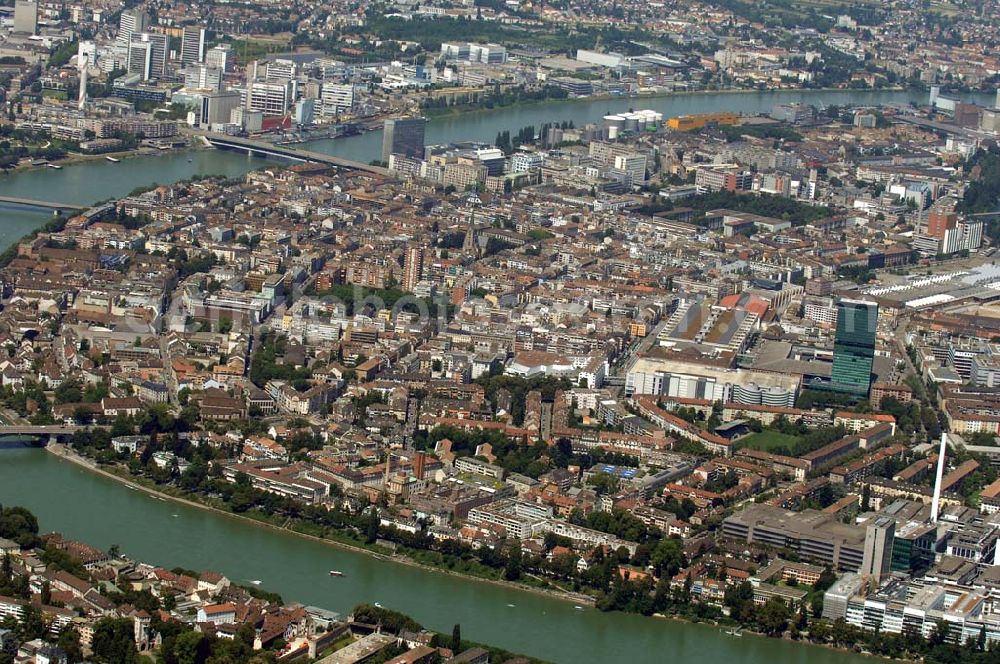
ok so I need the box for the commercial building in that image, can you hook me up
[197,91,241,127]
[206,45,232,72]
[511,153,543,173]
[180,25,206,66]
[829,299,879,395]
[117,9,149,48]
[721,504,868,571]
[293,98,315,125]
[927,204,958,240]
[440,42,507,64]
[626,356,799,406]
[469,43,507,64]
[13,0,37,34]
[694,167,753,193]
[576,49,627,68]
[127,33,168,81]
[184,65,223,91]
[860,516,896,582]
[667,112,740,131]
[266,59,297,80]
[320,83,354,116]
[824,576,1000,647]
[245,79,294,116]
[467,499,550,539]
[614,153,648,183]
[382,117,426,163]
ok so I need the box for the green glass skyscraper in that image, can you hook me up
[830,299,878,395]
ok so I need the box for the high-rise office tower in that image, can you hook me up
[180,25,206,65]
[320,83,354,117]
[382,117,426,163]
[927,205,958,240]
[77,40,98,67]
[266,59,296,80]
[860,516,895,583]
[206,44,232,72]
[128,32,168,81]
[830,299,878,395]
[13,0,37,34]
[183,65,223,91]
[117,9,149,47]
[245,79,294,115]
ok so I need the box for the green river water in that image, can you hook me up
[0,447,874,664]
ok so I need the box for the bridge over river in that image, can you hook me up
[0,195,85,211]
[195,132,392,177]
[0,424,108,442]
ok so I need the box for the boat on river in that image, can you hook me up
[329,570,344,577]
[105,156,120,163]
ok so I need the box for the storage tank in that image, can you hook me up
[603,114,625,131]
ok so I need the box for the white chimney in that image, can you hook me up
[930,432,947,523]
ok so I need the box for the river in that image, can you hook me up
[0,447,873,664]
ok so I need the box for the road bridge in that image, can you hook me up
[197,132,392,177]
[0,195,85,211]
[0,424,109,442]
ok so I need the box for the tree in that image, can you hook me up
[451,623,462,652]
[504,543,522,581]
[757,598,790,636]
[650,538,685,577]
[171,629,209,664]
[17,603,47,641]
[724,581,755,624]
[365,509,379,544]
[1,553,11,585]
[91,617,139,664]
[57,627,84,663]
[0,506,40,547]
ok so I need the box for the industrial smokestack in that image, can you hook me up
[930,432,948,523]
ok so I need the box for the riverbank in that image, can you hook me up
[40,443,898,663]
[0,448,885,664]
[1,141,196,176]
[44,442,596,608]
[39,443,896,662]
[419,85,912,118]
